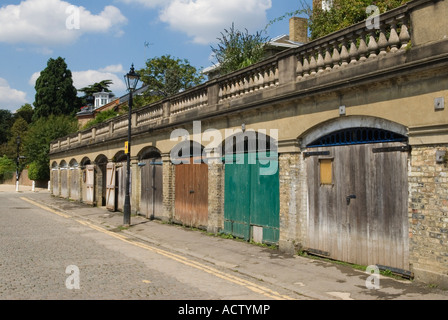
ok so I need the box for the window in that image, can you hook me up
[320,159,333,185]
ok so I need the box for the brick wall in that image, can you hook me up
[207,161,225,233]
[409,145,448,287]
[279,153,308,253]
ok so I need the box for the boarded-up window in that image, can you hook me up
[320,159,333,185]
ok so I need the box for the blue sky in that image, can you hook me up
[0,0,312,112]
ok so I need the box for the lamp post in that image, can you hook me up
[16,135,21,192]
[123,64,140,226]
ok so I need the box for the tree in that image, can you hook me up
[138,55,205,102]
[0,155,15,181]
[82,109,122,130]
[33,57,80,121]
[0,109,13,145]
[14,104,34,124]
[24,115,78,181]
[211,23,270,76]
[78,80,114,106]
[310,0,410,39]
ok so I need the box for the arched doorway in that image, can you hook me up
[221,130,279,244]
[80,157,94,205]
[138,147,163,220]
[51,162,59,196]
[69,159,80,201]
[303,120,410,272]
[95,155,108,207]
[172,141,208,229]
[59,160,68,198]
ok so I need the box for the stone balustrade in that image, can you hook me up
[137,103,164,126]
[170,87,208,115]
[218,61,279,102]
[50,0,433,154]
[296,6,411,80]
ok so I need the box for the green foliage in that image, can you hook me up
[0,109,13,145]
[24,115,78,181]
[33,57,81,121]
[0,155,15,181]
[211,23,269,76]
[138,55,205,100]
[27,161,47,181]
[82,109,121,130]
[15,104,34,124]
[268,0,411,41]
[310,0,410,39]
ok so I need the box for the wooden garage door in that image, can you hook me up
[106,163,116,211]
[140,159,163,219]
[84,165,95,205]
[175,158,208,228]
[306,136,409,272]
[70,168,80,201]
[224,152,280,244]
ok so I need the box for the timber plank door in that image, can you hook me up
[306,129,409,272]
[70,167,80,201]
[85,165,95,205]
[224,152,280,244]
[52,169,59,196]
[140,159,163,219]
[174,157,208,229]
[60,169,68,198]
[106,163,116,212]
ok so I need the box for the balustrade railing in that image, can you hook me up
[218,62,279,102]
[296,8,411,80]
[170,87,208,115]
[50,1,428,153]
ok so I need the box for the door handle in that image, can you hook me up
[346,195,356,205]
[189,190,195,194]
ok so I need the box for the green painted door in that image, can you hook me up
[224,152,279,244]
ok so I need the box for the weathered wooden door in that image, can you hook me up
[52,169,59,196]
[85,165,95,205]
[70,168,80,201]
[306,141,409,271]
[224,153,280,244]
[106,163,116,211]
[175,158,208,228]
[116,163,127,212]
[60,169,68,198]
[140,159,163,219]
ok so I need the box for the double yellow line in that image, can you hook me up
[21,197,295,300]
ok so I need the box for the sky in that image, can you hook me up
[0,0,312,113]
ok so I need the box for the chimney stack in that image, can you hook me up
[289,17,308,43]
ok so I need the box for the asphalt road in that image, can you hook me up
[0,191,302,301]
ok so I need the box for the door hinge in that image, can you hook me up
[303,151,330,158]
[372,145,411,153]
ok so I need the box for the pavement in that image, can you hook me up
[3,183,448,300]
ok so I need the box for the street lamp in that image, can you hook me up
[123,64,140,226]
[16,135,21,192]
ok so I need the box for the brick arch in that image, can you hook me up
[137,146,162,161]
[298,116,408,148]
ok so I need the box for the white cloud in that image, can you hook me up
[29,65,127,93]
[0,78,28,112]
[0,0,127,46]
[72,69,127,93]
[120,0,272,44]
